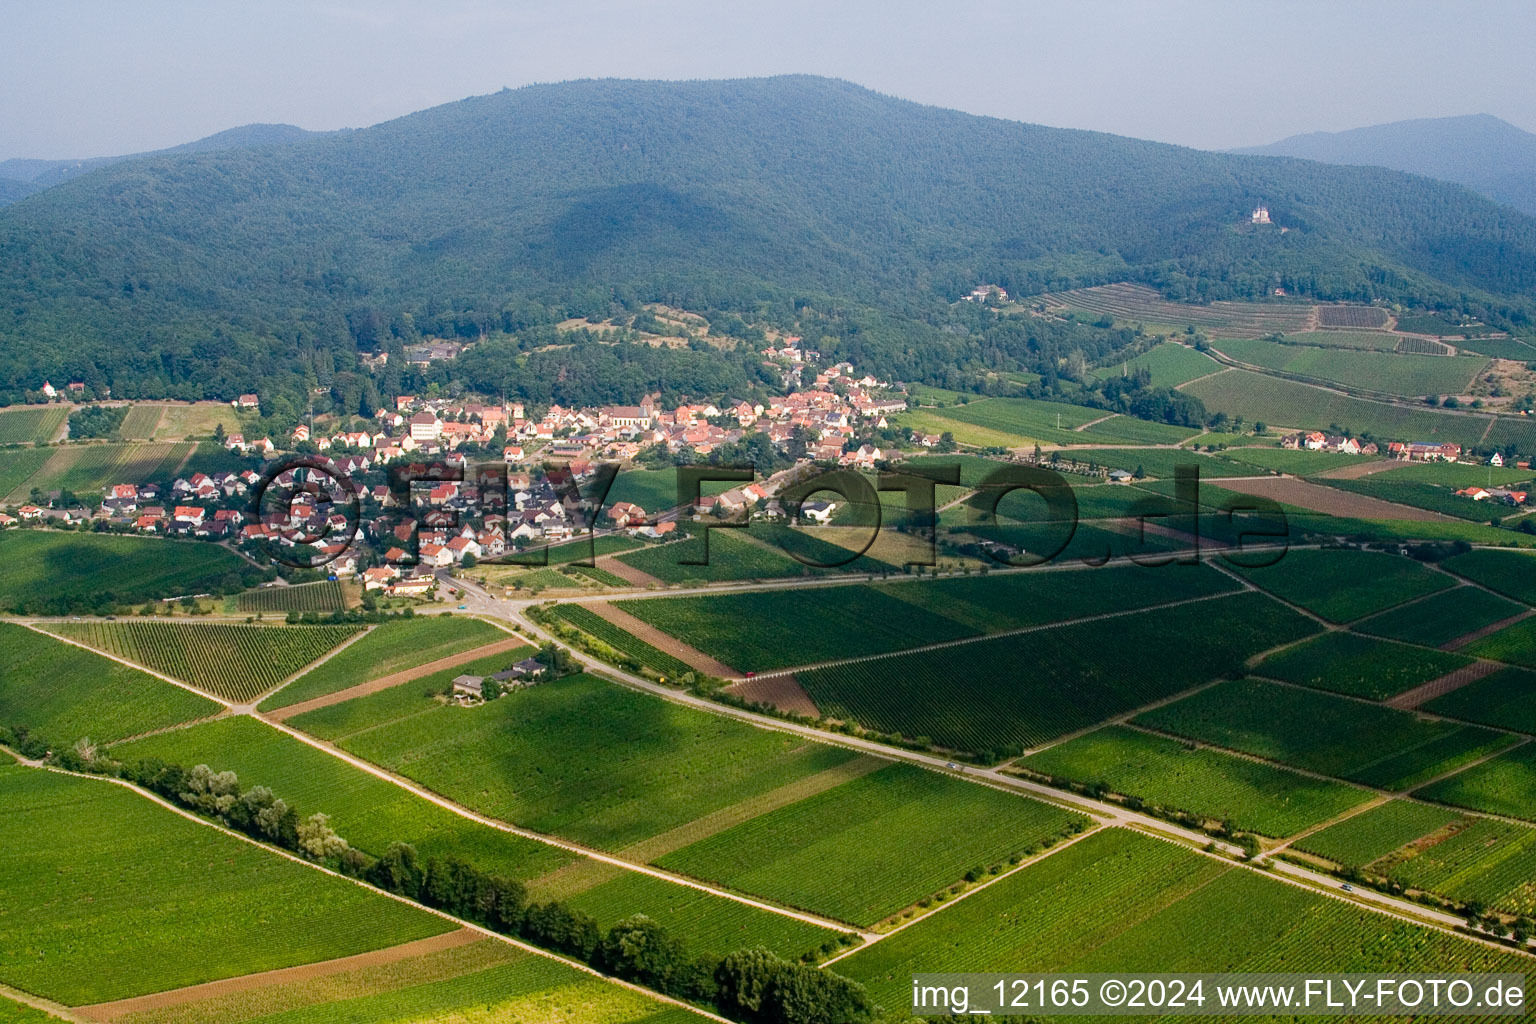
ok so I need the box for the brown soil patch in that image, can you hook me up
[1213,476,1453,521]
[1385,660,1505,709]
[1442,609,1536,651]
[265,636,529,720]
[1311,459,1403,480]
[78,930,481,1022]
[724,673,821,718]
[585,601,737,677]
[595,553,662,587]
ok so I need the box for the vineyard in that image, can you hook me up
[1211,338,1488,397]
[1356,586,1524,649]
[0,622,220,744]
[1381,816,1536,914]
[236,580,347,613]
[259,616,504,711]
[1018,725,1371,837]
[113,403,165,439]
[48,621,363,703]
[549,603,697,679]
[0,530,247,612]
[1321,477,1508,521]
[1416,744,1536,822]
[1253,631,1473,701]
[1214,445,1370,475]
[1230,548,1454,623]
[1281,329,1400,350]
[795,592,1317,757]
[1136,679,1516,790]
[334,674,861,851]
[1425,666,1536,733]
[657,763,1088,926]
[0,405,66,445]
[1443,548,1536,605]
[0,447,54,498]
[1295,800,1460,868]
[1,441,192,502]
[0,768,450,1006]
[1182,369,1496,444]
[1095,342,1221,387]
[837,828,1528,1011]
[1316,305,1390,329]
[1396,335,1455,355]
[1464,617,1536,668]
[1038,283,1315,337]
[935,396,1196,446]
[615,529,809,583]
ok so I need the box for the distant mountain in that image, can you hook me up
[0,123,326,202]
[1234,114,1536,215]
[2,76,1536,402]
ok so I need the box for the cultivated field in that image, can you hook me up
[259,615,505,711]
[1383,816,1536,914]
[1254,631,1473,701]
[1464,617,1536,668]
[1018,725,1370,837]
[0,622,220,744]
[656,763,1088,925]
[1093,342,1222,387]
[1356,586,1525,649]
[1211,337,1487,397]
[1425,666,1536,733]
[614,529,811,584]
[49,621,363,703]
[0,766,450,1006]
[1296,801,1461,868]
[113,401,243,441]
[932,396,1196,446]
[1316,305,1390,329]
[1417,744,1536,821]
[1,441,192,502]
[1214,445,1376,475]
[235,580,347,614]
[1038,283,1315,337]
[1281,329,1400,350]
[1444,548,1536,605]
[837,828,1528,1012]
[0,530,247,613]
[1229,547,1454,622]
[0,446,56,498]
[549,603,698,680]
[1137,679,1517,790]
[1215,475,1455,521]
[0,405,66,444]
[797,592,1317,757]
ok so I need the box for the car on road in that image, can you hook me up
[1342,884,1354,892]
[458,604,468,610]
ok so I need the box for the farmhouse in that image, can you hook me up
[451,675,485,697]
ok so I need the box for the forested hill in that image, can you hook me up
[2,75,1536,402]
[1235,114,1536,216]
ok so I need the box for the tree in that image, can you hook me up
[1132,464,1146,480]
[594,915,686,992]
[366,842,425,900]
[461,553,477,568]
[763,964,875,1024]
[296,812,349,860]
[715,947,785,1019]
[936,431,957,453]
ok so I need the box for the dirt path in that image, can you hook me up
[1312,459,1405,480]
[594,553,662,586]
[1443,609,1536,651]
[265,636,530,721]
[1212,475,1455,521]
[585,601,739,677]
[0,982,85,1023]
[76,930,483,1022]
[1385,659,1505,709]
[724,674,821,717]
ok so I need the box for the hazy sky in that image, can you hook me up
[4,0,1534,160]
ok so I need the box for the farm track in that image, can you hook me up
[1385,660,1505,709]
[1312,459,1407,480]
[75,929,484,1022]
[1443,609,1536,651]
[0,981,88,1024]
[595,553,663,587]
[263,636,530,720]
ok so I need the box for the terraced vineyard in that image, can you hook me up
[1039,283,1315,336]
[837,828,1528,1012]
[1018,725,1371,837]
[1137,679,1517,790]
[657,763,1089,925]
[236,580,347,613]
[49,621,363,703]
[1230,547,1454,622]
[1295,800,1461,868]
[1253,631,1472,700]
[797,592,1317,757]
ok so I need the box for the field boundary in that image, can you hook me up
[1385,660,1505,709]
[586,601,739,677]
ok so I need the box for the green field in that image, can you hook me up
[0,530,247,613]
[838,827,1527,1012]
[1093,342,1221,387]
[236,580,347,614]
[0,995,54,1024]
[538,534,643,564]
[0,621,219,745]
[797,592,1317,757]
[1230,547,1454,622]
[1355,586,1525,649]
[1282,329,1399,350]
[2,441,193,502]
[1417,743,1536,821]
[606,468,688,514]
[1322,477,1509,521]
[1212,337,1487,397]
[0,405,66,445]
[1382,816,1536,914]
[1183,369,1495,443]
[549,603,696,680]
[1254,631,1472,700]
[1295,801,1461,868]
[1041,283,1316,336]
[1036,446,1254,480]
[0,447,56,497]
[114,403,165,440]
[259,616,506,711]
[934,396,1197,446]
[1463,617,1536,667]
[1442,548,1536,604]
[1425,666,1536,733]
[1018,725,1370,837]
[657,763,1087,926]
[615,529,811,583]
[1374,462,1536,488]
[308,674,864,851]
[1137,679,1517,790]
[50,621,363,704]
[1213,446,1375,475]
[0,766,450,1005]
